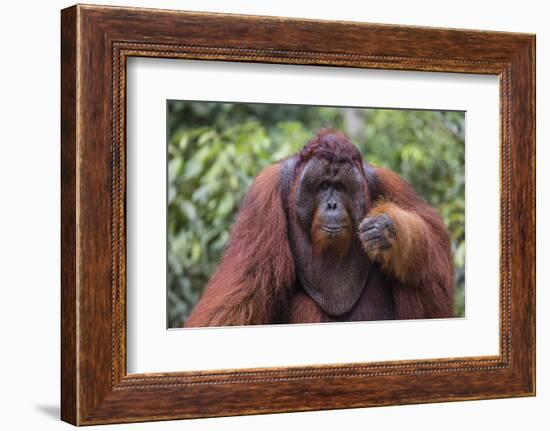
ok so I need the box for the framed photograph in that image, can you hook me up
[61,4,535,425]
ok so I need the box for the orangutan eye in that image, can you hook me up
[319,181,329,191]
[334,182,344,191]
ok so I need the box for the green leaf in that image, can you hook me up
[168,158,182,183]
[217,194,234,216]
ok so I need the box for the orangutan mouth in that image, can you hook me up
[320,225,347,235]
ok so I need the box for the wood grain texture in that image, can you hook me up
[60,4,536,425]
[60,5,78,425]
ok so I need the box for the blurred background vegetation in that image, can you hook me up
[167,101,465,327]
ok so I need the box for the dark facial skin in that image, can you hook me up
[291,157,370,316]
[295,158,366,237]
[315,180,351,234]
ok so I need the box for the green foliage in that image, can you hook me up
[167,101,465,327]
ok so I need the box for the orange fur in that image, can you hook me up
[184,163,295,327]
[367,201,430,285]
[310,208,352,261]
[288,293,329,323]
[367,167,454,318]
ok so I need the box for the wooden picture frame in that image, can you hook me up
[61,4,535,425]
